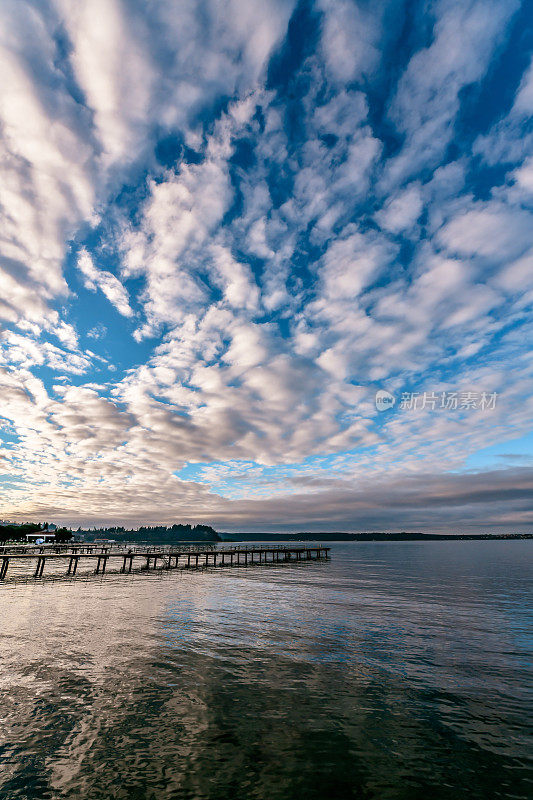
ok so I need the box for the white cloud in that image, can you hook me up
[77,249,133,318]
[511,157,533,195]
[473,53,533,167]
[512,55,533,115]
[0,330,93,374]
[319,226,396,300]
[492,248,533,295]
[318,0,383,83]
[382,0,520,187]
[376,183,423,234]
[439,202,533,261]
[0,1,96,328]
[54,0,156,162]
[87,323,108,340]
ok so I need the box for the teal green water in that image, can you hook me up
[0,541,531,799]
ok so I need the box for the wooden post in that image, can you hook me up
[34,557,45,578]
[0,557,9,580]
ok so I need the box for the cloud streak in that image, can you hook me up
[77,249,133,318]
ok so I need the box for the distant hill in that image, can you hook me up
[79,524,221,544]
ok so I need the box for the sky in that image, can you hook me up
[0,0,532,533]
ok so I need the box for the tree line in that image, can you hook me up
[0,523,72,543]
[79,523,220,543]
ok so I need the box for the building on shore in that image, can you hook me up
[25,533,57,544]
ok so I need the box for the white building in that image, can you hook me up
[26,533,56,543]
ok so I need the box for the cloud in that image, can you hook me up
[438,202,533,261]
[77,248,133,318]
[54,0,156,162]
[0,330,92,374]
[317,0,383,83]
[375,183,423,234]
[207,466,533,533]
[382,0,520,187]
[87,323,108,340]
[473,50,533,166]
[512,55,533,115]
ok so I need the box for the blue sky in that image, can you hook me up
[0,0,532,531]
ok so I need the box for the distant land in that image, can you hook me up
[77,528,532,544]
[219,531,533,542]
[3,522,531,545]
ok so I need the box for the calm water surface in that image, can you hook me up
[0,541,531,800]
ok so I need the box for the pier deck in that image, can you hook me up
[0,545,330,581]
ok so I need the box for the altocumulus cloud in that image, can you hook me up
[0,0,532,532]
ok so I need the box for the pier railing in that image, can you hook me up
[0,542,316,555]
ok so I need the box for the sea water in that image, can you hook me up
[0,540,531,799]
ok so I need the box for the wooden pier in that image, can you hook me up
[0,545,330,582]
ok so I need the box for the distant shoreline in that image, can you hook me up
[219,532,533,542]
